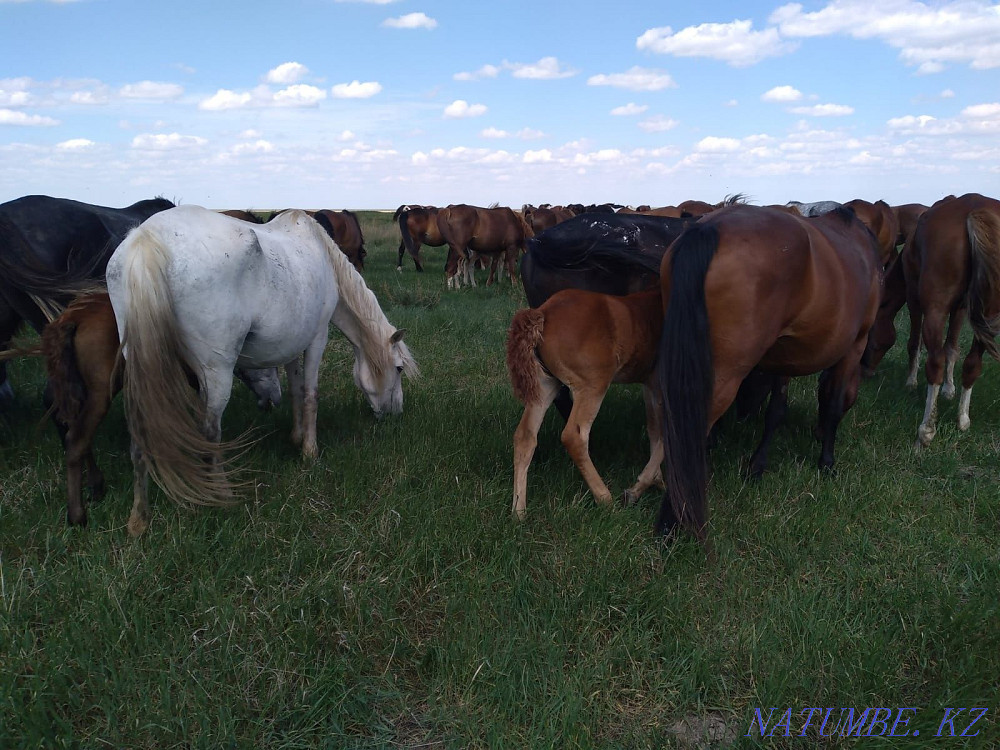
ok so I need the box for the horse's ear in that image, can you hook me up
[390,329,406,344]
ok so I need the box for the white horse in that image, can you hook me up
[106,205,417,536]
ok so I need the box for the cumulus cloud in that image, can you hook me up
[696,136,743,153]
[273,84,326,106]
[444,99,487,118]
[771,0,1000,71]
[481,126,508,138]
[611,103,649,116]
[480,126,545,139]
[454,64,501,81]
[131,133,208,150]
[199,84,326,110]
[231,140,275,155]
[638,115,679,132]
[199,89,254,110]
[523,149,553,163]
[587,66,677,91]
[69,90,110,105]
[762,85,802,102]
[637,20,798,67]
[118,81,184,100]
[0,108,58,126]
[507,57,578,80]
[266,62,309,84]
[331,80,382,99]
[790,103,855,116]
[383,12,437,29]
[56,138,95,150]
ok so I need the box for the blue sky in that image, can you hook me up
[1,0,998,210]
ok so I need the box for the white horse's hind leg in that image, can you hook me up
[200,366,235,493]
[958,386,973,431]
[285,356,304,446]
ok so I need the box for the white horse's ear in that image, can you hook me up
[390,329,406,344]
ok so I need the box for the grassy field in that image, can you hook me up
[1,210,997,748]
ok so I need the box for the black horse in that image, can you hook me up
[0,195,174,408]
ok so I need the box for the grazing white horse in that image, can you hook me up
[106,205,417,536]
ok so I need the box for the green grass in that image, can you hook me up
[1,211,997,748]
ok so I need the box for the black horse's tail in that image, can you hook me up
[656,224,719,543]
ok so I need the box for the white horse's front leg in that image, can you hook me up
[285,356,304,447]
[300,334,329,459]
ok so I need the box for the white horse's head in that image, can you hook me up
[353,329,417,418]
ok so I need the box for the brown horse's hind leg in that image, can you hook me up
[747,375,790,479]
[64,398,110,526]
[941,309,966,399]
[560,386,614,506]
[512,378,560,519]
[918,308,949,446]
[624,383,664,505]
[958,337,986,432]
[904,301,924,387]
[816,337,866,470]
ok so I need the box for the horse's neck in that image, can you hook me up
[331,302,367,352]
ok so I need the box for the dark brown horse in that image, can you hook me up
[843,199,900,267]
[656,205,881,546]
[507,287,664,518]
[314,209,366,271]
[219,209,264,223]
[436,204,533,288]
[524,205,575,234]
[394,205,445,271]
[892,203,929,248]
[905,193,1000,446]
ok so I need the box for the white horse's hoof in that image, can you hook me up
[958,415,971,432]
[917,424,936,446]
[904,376,918,388]
[942,383,956,400]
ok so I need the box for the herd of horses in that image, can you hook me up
[1,191,998,556]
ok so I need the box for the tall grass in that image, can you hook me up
[0,211,997,748]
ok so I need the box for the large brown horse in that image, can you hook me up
[656,205,881,546]
[905,193,1000,446]
[437,204,532,288]
[314,209,366,271]
[507,287,664,518]
[394,205,445,271]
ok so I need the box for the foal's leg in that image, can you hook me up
[285,356,304,447]
[64,397,111,526]
[512,378,560,519]
[747,375,790,479]
[624,383,664,505]
[941,309,966,399]
[127,438,151,537]
[560,385,614,506]
[958,337,986,432]
[917,308,948,446]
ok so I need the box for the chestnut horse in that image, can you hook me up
[843,199,900,268]
[524,205,575,234]
[314,209,366,271]
[394,205,444,271]
[437,204,532,288]
[657,205,881,546]
[507,287,664,518]
[220,209,264,223]
[906,193,1000,446]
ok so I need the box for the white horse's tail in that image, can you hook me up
[120,229,244,508]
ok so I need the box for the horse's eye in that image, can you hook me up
[396,366,404,374]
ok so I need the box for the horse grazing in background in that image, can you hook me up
[656,205,881,548]
[436,204,532,288]
[106,206,417,536]
[219,209,264,223]
[0,291,283,528]
[0,195,174,409]
[314,209,367,271]
[507,287,664,518]
[899,193,1000,447]
[394,205,445,271]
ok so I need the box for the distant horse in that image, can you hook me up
[507,287,664,518]
[902,193,1000,446]
[524,205,575,234]
[843,199,900,267]
[314,209,367,271]
[677,194,749,217]
[219,209,264,223]
[0,195,174,408]
[657,205,881,546]
[639,206,685,218]
[786,200,842,217]
[394,205,445,271]
[437,204,533,288]
[892,203,929,248]
[106,206,417,536]
[0,291,281,527]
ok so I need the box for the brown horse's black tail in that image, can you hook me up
[967,208,1000,361]
[396,207,422,270]
[656,223,719,543]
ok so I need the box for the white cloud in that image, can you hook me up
[199,84,328,109]
[118,81,184,100]
[444,99,487,118]
[516,127,545,140]
[523,149,553,163]
[772,0,1000,71]
[56,138,95,150]
[232,140,275,154]
[481,126,508,138]
[273,84,326,106]
[638,115,679,133]
[637,20,798,67]
[611,103,648,116]
[131,133,208,150]
[199,89,254,110]
[587,66,677,91]
[790,103,855,116]
[331,80,382,99]
[696,136,742,153]
[266,62,309,84]
[480,126,544,140]
[69,90,110,105]
[507,56,578,80]
[0,109,58,126]
[454,64,501,81]
[762,85,802,102]
[941,89,955,99]
[383,12,437,30]
[337,130,356,141]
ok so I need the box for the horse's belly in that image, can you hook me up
[758,333,852,375]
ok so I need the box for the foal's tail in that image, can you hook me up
[119,230,240,508]
[656,224,719,544]
[506,308,546,404]
[967,208,1000,361]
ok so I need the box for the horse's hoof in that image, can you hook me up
[66,511,88,527]
[958,415,971,432]
[917,425,936,446]
[747,464,765,481]
[127,515,149,538]
[942,384,956,400]
[904,377,918,389]
[302,443,319,460]
[622,489,637,507]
